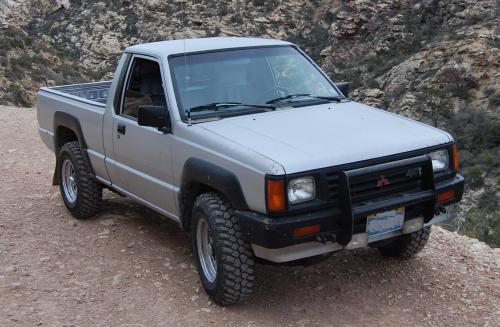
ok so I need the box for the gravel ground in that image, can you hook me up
[0,105,499,326]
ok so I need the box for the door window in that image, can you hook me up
[122,57,166,119]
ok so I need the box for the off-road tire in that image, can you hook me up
[58,141,102,219]
[191,192,255,305]
[378,227,431,259]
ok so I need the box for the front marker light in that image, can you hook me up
[429,150,449,172]
[453,144,459,172]
[288,176,316,204]
[266,178,286,214]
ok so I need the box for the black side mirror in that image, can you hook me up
[335,82,350,98]
[138,105,172,134]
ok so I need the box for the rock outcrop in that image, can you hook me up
[0,0,498,246]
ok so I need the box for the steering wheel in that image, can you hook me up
[258,86,291,103]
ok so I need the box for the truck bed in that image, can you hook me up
[48,81,112,105]
[37,81,112,167]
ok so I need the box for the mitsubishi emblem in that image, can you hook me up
[376,175,390,187]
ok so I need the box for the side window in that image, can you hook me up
[121,57,166,119]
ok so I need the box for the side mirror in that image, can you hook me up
[138,105,172,134]
[335,82,350,98]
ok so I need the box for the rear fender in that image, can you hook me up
[52,111,94,185]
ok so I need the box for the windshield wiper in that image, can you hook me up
[310,95,344,102]
[266,94,344,104]
[188,102,241,113]
[187,102,276,113]
[265,93,311,104]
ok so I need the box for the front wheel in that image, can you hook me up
[378,227,431,259]
[191,193,255,305]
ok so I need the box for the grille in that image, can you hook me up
[324,163,425,206]
[325,172,340,204]
[349,167,422,205]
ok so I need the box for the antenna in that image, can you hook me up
[181,1,191,126]
[184,38,192,126]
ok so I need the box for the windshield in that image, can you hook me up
[169,46,341,119]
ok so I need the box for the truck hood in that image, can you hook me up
[199,101,452,174]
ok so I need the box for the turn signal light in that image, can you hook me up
[293,224,321,238]
[437,190,455,203]
[453,144,459,172]
[266,178,286,213]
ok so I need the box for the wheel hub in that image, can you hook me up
[61,159,77,204]
[196,217,217,283]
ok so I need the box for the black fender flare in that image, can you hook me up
[52,111,94,184]
[179,158,249,229]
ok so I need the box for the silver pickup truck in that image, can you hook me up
[37,37,464,305]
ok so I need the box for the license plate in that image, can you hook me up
[366,208,405,239]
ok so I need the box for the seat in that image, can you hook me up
[140,63,166,107]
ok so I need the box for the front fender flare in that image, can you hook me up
[179,158,249,229]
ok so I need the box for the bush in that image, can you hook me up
[415,87,452,127]
[5,62,25,81]
[331,68,363,91]
[217,2,229,16]
[365,78,380,89]
[230,14,243,25]
[440,106,500,247]
[448,107,500,153]
[264,0,280,12]
[436,67,478,100]
[462,192,500,247]
[486,89,500,107]
[4,83,32,107]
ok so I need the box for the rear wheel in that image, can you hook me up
[378,227,431,259]
[58,141,102,219]
[191,193,255,305]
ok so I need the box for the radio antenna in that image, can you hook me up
[181,2,191,126]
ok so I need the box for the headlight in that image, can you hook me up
[429,150,449,172]
[288,176,316,204]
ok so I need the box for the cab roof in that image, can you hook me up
[124,37,292,59]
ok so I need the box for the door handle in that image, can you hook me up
[117,123,126,135]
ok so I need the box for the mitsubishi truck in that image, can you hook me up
[37,37,464,305]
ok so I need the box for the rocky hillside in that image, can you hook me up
[0,0,499,246]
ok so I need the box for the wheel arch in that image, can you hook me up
[52,111,94,185]
[179,158,249,231]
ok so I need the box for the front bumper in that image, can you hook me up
[236,174,464,259]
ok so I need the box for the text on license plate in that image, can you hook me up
[366,208,405,238]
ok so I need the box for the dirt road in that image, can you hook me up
[0,105,499,326]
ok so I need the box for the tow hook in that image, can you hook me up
[316,232,336,244]
[434,206,447,215]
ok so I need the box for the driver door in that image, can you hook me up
[111,54,177,216]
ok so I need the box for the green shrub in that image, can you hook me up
[487,90,500,107]
[264,0,280,12]
[448,107,500,152]
[415,87,452,127]
[436,67,478,100]
[5,62,25,81]
[331,68,363,91]
[462,191,500,247]
[365,78,380,89]
[440,105,500,247]
[217,2,229,16]
[287,25,329,62]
